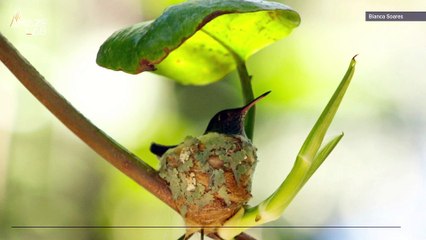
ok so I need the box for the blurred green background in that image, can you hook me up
[1,0,425,239]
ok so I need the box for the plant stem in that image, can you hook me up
[200,29,256,140]
[0,33,177,212]
[234,56,255,140]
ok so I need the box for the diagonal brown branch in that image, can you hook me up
[0,33,177,212]
[0,33,260,240]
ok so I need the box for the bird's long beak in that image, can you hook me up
[241,91,271,114]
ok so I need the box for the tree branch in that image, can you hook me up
[0,33,177,212]
[0,33,260,239]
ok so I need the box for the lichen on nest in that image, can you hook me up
[159,132,257,228]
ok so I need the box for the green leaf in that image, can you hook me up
[262,56,356,214]
[297,57,356,162]
[218,57,356,239]
[96,0,300,85]
[304,133,343,184]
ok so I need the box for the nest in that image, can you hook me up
[159,132,257,234]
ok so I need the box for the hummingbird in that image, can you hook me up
[150,91,271,157]
[154,91,271,234]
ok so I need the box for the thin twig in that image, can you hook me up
[235,232,257,240]
[0,33,177,212]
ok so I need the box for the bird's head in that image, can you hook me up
[204,91,271,136]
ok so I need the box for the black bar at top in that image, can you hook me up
[366,11,426,21]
